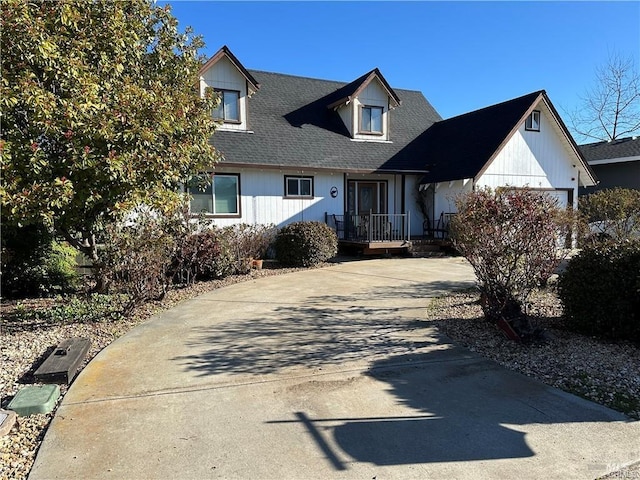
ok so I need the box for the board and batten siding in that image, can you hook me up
[352,80,390,141]
[432,180,473,217]
[200,56,249,131]
[476,105,579,209]
[209,169,406,230]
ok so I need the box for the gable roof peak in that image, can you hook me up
[326,67,401,110]
[199,45,260,94]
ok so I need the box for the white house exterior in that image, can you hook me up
[193,46,597,249]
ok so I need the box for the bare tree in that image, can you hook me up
[569,53,640,142]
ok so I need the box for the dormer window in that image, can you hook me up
[525,110,540,131]
[360,106,383,134]
[213,89,240,123]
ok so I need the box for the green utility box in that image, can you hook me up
[7,385,60,416]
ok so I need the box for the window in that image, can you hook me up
[360,106,383,134]
[212,90,240,123]
[189,174,240,216]
[525,110,541,131]
[285,176,314,198]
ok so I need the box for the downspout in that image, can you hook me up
[400,174,406,214]
[401,174,406,240]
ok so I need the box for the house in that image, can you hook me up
[578,136,640,195]
[193,45,597,252]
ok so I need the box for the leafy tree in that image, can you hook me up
[579,188,640,244]
[1,0,219,277]
[568,52,640,142]
[450,188,573,340]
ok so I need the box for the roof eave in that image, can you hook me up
[199,45,261,94]
[540,93,598,187]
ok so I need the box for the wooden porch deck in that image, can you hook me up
[325,212,412,255]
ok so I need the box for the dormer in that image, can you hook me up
[198,46,260,132]
[327,68,401,142]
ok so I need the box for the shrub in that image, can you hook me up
[229,223,278,260]
[46,241,81,293]
[172,228,236,283]
[450,188,572,337]
[1,223,79,298]
[579,188,640,245]
[274,221,337,267]
[102,209,175,310]
[558,240,640,341]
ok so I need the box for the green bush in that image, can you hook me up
[274,221,337,267]
[579,188,640,245]
[558,240,640,341]
[1,223,79,298]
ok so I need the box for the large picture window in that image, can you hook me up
[285,176,314,198]
[190,174,240,216]
[212,90,240,123]
[360,106,383,134]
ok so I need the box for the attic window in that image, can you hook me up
[525,110,540,132]
[213,90,240,123]
[360,106,383,134]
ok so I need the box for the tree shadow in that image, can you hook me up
[282,349,632,469]
[172,280,473,377]
[335,349,630,465]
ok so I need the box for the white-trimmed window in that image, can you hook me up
[190,174,240,216]
[213,90,240,123]
[285,176,314,198]
[360,106,383,134]
[525,110,541,131]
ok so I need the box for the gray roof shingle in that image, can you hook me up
[579,137,640,162]
[418,91,544,183]
[212,70,442,173]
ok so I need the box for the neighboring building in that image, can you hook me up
[193,46,597,250]
[579,136,640,195]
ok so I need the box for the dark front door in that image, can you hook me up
[347,180,387,215]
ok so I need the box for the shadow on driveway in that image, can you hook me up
[173,280,471,376]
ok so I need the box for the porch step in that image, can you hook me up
[409,239,454,258]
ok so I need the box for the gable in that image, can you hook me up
[478,107,578,189]
[418,91,596,188]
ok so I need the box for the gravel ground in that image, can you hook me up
[2,261,639,479]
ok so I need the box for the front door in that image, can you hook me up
[347,180,387,215]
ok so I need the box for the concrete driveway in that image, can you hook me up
[30,258,639,479]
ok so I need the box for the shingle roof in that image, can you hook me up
[418,91,544,183]
[212,70,442,173]
[326,68,401,110]
[579,136,640,162]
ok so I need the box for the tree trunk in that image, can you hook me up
[61,228,110,293]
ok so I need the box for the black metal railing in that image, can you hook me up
[326,212,410,243]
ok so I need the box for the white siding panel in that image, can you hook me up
[210,169,345,228]
[477,107,579,207]
[337,105,353,137]
[433,180,471,218]
[201,56,248,131]
[404,175,425,237]
[353,79,389,141]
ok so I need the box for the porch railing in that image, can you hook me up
[326,211,410,243]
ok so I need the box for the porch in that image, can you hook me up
[325,212,411,255]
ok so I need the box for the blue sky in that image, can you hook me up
[164,1,639,133]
